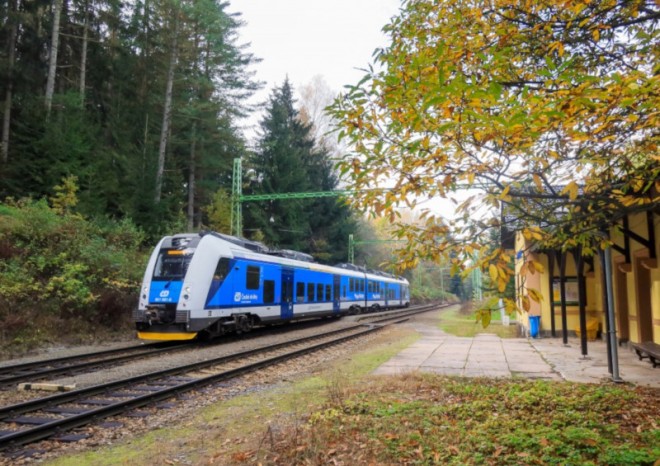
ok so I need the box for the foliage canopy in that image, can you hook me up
[330,0,659,318]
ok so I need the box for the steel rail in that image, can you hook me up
[0,324,381,450]
[0,343,162,376]
[0,344,192,388]
[0,314,363,388]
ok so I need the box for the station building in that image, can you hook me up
[513,210,659,353]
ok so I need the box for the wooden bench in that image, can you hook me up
[631,341,660,368]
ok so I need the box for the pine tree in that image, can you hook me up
[246,79,356,262]
[246,79,312,249]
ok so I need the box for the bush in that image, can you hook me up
[0,199,147,355]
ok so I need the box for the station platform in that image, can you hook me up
[374,321,660,388]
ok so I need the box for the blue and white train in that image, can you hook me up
[134,231,410,341]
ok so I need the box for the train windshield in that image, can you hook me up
[153,250,193,280]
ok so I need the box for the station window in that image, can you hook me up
[296,282,305,302]
[246,265,260,290]
[317,284,323,301]
[264,280,275,303]
[308,283,315,302]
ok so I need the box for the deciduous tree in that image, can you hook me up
[330,0,659,321]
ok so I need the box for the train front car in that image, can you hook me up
[135,233,222,340]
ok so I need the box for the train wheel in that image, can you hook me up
[234,314,253,333]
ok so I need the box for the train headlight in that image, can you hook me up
[183,286,191,301]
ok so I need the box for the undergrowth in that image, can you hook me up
[250,374,660,465]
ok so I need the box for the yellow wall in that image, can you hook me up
[610,212,660,344]
[515,211,660,343]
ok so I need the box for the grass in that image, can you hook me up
[438,304,520,338]
[267,375,659,465]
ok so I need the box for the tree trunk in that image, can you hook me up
[79,0,89,106]
[140,0,150,167]
[1,0,18,162]
[187,123,197,230]
[45,0,63,116]
[154,11,179,204]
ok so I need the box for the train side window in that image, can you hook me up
[296,282,305,302]
[246,265,260,290]
[349,278,354,292]
[325,285,331,301]
[360,280,364,293]
[342,285,346,298]
[307,283,315,302]
[213,258,230,282]
[317,284,323,301]
[334,283,340,300]
[264,280,275,303]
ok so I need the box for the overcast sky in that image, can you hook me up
[229,0,402,139]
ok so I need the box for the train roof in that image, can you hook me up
[197,231,408,284]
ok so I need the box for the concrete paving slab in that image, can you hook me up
[507,363,553,373]
[421,360,466,369]
[426,367,464,376]
[374,320,660,387]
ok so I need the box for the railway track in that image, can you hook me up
[0,342,186,389]
[0,302,446,453]
[0,317,357,390]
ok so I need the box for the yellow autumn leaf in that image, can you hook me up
[500,185,512,202]
[528,288,543,303]
[531,260,545,273]
[498,278,507,292]
[561,181,579,200]
[522,295,530,312]
[489,264,498,283]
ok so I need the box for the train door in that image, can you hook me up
[384,283,389,308]
[280,268,294,319]
[333,275,341,314]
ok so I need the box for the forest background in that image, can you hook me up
[0,0,458,354]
